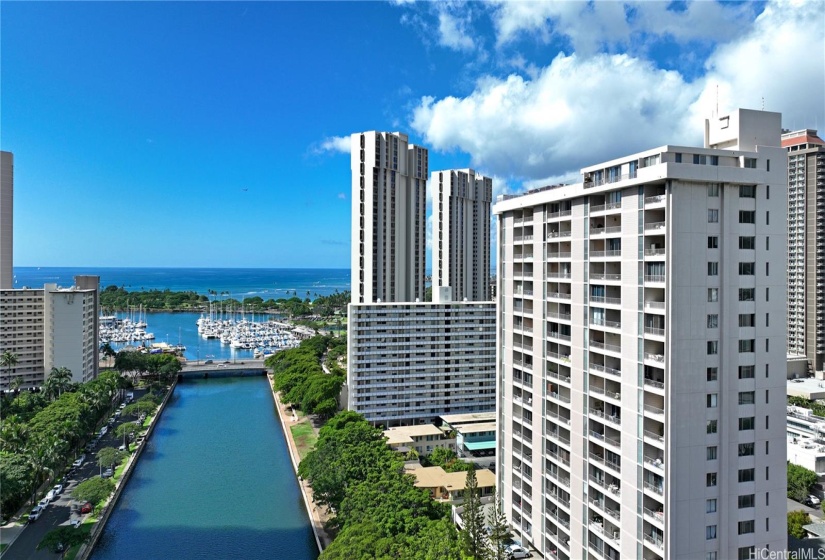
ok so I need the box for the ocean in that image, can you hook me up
[11,267,350,363]
[12,267,350,299]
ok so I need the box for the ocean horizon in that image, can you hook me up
[12,266,352,299]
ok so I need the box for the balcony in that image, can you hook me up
[547,291,572,301]
[644,404,665,418]
[590,475,621,498]
[643,378,665,391]
[589,498,621,522]
[547,252,572,260]
[592,318,622,331]
[644,325,665,337]
[590,295,621,306]
[643,533,664,551]
[547,231,572,240]
[590,201,622,214]
[644,194,666,206]
[590,249,622,259]
[549,392,572,404]
[644,300,665,311]
[590,340,622,355]
[547,209,572,220]
[644,221,666,232]
[644,455,665,472]
[547,369,571,385]
[590,363,621,378]
[644,274,666,284]
[644,352,665,364]
[644,481,664,496]
[590,408,621,426]
[548,331,572,342]
[590,430,621,450]
[644,247,666,257]
[547,311,572,321]
[643,507,665,526]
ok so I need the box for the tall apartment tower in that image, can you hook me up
[495,109,787,560]
[783,129,825,373]
[431,169,492,302]
[351,131,428,304]
[1,151,13,289]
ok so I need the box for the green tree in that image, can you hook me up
[424,447,470,472]
[123,401,157,419]
[788,462,818,502]
[44,367,73,401]
[460,464,487,560]
[0,451,30,521]
[37,526,90,554]
[788,510,811,539]
[1,351,19,389]
[115,422,141,451]
[487,491,510,560]
[406,517,463,560]
[72,476,115,506]
[96,447,125,472]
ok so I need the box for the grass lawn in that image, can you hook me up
[114,461,128,481]
[290,422,317,461]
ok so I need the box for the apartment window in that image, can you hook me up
[707,553,717,560]
[739,236,755,250]
[744,158,757,168]
[738,520,755,535]
[708,288,719,302]
[707,446,717,460]
[695,154,707,165]
[707,472,717,486]
[708,209,719,223]
[707,420,718,434]
[739,210,756,224]
[739,417,755,431]
[707,314,718,328]
[739,443,755,457]
[708,236,718,249]
[767,184,770,198]
[739,262,755,275]
[706,525,717,540]
[738,468,755,482]
[766,262,769,276]
[765,313,770,327]
[707,367,718,381]
[739,494,755,508]
[708,262,719,275]
[739,391,755,405]
[708,183,719,197]
[739,547,755,560]
[710,155,719,166]
[739,365,755,379]
[707,394,718,408]
[766,237,770,250]
[739,339,755,353]
[739,288,755,301]
[706,499,717,513]
[675,153,682,163]
[739,314,755,327]
[739,185,756,198]
[765,339,770,352]
[707,341,718,355]
[766,287,770,301]
[766,211,770,225]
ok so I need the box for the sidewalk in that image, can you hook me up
[267,374,332,551]
[0,523,25,555]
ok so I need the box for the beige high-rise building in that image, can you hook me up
[495,109,787,560]
[1,151,13,290]
[431,169,492,302]
[351,131,428,304]
[784,129,825,373]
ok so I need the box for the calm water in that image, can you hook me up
[12,267,350,298]
[90,376,317,560]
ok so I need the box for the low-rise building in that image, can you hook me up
[411,465,495,504]
[384,424,454,455]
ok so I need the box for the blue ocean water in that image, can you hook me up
[12,267,350,298]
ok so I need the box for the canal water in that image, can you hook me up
[89,376,318,560]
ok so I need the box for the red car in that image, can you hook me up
[80,502,93,514]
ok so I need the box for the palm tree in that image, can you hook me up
[1,350,19,390]
[45,367,73,400]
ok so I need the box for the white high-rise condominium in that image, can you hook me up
[351,131,428,304]
[1,151,13,290]
[783,129,825,372]
[431,169,492,302]
[495,109,787,560]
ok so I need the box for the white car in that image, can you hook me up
[102,468,114,478]
[507,545,531,559]
[28,506,43,522]
[45,489,57,503]
[72,455,85,468]
[52,483,64,495]
[804,495,821,507]
[38,497,50,509]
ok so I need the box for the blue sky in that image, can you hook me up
[2,1,823,268]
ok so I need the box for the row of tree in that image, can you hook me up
[114,351,182,384]
[266,336,345,418]
[297,411,510,559]
[0,370,130,521]
[99,285,350,318]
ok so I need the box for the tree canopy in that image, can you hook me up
[788,510,812,539]
[72,476,115,506]
[787,462,818,502]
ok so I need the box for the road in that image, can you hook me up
[788,496,823,519]
[3,389,147,560]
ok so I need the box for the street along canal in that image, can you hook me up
[89,376,318,560]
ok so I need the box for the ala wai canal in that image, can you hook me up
[90,376,318,560]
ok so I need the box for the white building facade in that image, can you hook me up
[495,109,787,560]
[351,131,428,305]
[783,129,825,373]
[347,301,495,426]
[431,168,492,303]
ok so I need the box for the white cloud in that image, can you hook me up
[489,1,758,55]
[690,0,825,131]
[437,10,475,52]
[314,135,351,155]
[411,0,825,183]
[412,52,698,180]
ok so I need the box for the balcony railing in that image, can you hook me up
[546,272,572,279]
[644,274,666,283]
[591,225,622,235]
[547,369,571,385]
[644,326,665,337]
[547,311,572,321]
[644,481,664,496]
[590,363,621,377]
[644,301,665,310]
[590,408,621,426]
[643,507,665,524]
[590,295,621,305]
[590,201,622,213]
[548,331,572,342]
[644,404,665,417]
[589,498,621,521]
[643,378,665,390]
[547,292,572,300]
[644,247,666,256]
[644,221,666,231]
[645,194,666,204]
[590,249,622,258]
[644,352,665,363]
[592,319,622,329]
[547,231,572,239]
[590,340,622,354]
[547,252,572,259]
[590,273,621,281]
[643,429,664,443]
[549,392,572,404]
[547,209,572,219]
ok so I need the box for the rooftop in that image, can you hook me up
[412,466,496,492]
[441,411,496,425]
[456,421,497,434]
[782,129,825,148]
[384,424,446,444]
[788,378,825,400]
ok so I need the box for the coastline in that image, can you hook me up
[266,373,332,553]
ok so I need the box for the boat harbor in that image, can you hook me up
[196,315,313,358]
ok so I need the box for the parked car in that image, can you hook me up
[38,497,50,509]
[80,502,93,514]
[45,489,56,502]
[53,483,64,495]
[28,506,43,522]
[119,403,127,410]
[118,444,126,452]
[507,545,531,559]
[72,455,86,468]
[804,495,821,507]
[102,468,113,478]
